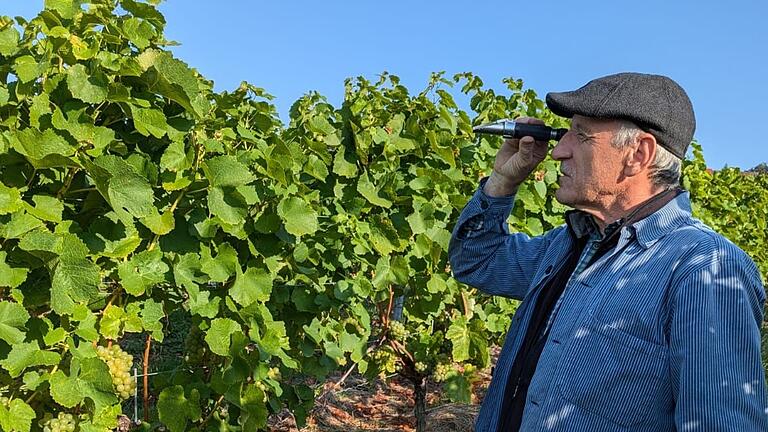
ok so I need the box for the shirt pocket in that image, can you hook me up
[555,318,668,427]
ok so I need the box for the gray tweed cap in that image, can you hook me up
[545,72,695,159]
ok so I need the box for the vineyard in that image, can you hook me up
[0,1,766,431]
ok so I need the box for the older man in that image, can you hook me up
[448,73,768,431]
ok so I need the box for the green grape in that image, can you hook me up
[267,367,281,380]
[414,361,428,374]
[184,325,207,365]
[96,344,136,400]
[371,348,398,376]
[388,321,407,341]
[43,412,76,432]
[432,362,452,382]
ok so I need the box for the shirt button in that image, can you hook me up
[480,200,489,209]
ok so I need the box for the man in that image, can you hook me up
[448,72,768,431]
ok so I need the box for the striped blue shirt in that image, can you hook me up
[448,179,768,431]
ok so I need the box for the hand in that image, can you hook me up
[484,117,549,197]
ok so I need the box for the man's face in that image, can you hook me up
[551,115,630,210]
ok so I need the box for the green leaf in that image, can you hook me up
[445,316,470,362]
[201,243,239,282]
[49,357,117,411]
[140,210,175,235]
[207,186,247,225]
[332,145,358,178]
[45,0,84,19]
[50,256,102,315]
[0,27,20,57]
[230,267,273,307]
[98,305,124,340]
[239,384,268,430]
[202,155,256,187]
[2,212,44,239]
[141,299,165,341]
[131,106,169,138]
[0,183,23,215]
[0,301,30,345]
[444,374,472,403]
[357,172,392,208]
[205,318,241,356]
[11,128,76,167]
[157,386,201,432]
[0,252,28,289]
[117,249,168,296]
[136,49,209,118]
[160,140,194,172]
[1,342,60,378]
[67,64,108,104]
[0,399,35,432]
[121,17,156,49]
[277,196,319,237]
[13,56,41,83]
[24,195,64,222]
[92,155,156,219]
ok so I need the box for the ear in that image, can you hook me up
[624,133,657,176]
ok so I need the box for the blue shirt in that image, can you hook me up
[448,179,768,431]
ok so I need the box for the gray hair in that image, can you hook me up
[611,120,681,190]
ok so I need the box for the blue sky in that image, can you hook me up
[5,0,767,169]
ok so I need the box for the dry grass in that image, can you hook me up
[268,348,498,432]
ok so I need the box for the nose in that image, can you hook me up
[551,130,573,161]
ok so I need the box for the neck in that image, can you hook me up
[579,185,668,234]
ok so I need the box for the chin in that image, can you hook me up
[554,188,574,206]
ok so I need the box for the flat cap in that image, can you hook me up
[545,72,695,159]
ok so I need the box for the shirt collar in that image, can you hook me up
[564,190,692,248]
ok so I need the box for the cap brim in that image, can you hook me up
[545,92,579,118]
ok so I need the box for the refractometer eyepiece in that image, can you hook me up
[473,120,567,141]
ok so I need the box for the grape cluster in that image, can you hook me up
[96,345,135,400]
[43,413,76,432]
[414,361,428,374]
[432,362,453,382]
[184,325,207,365]
[388,321,407,341]
[370,348,398,375]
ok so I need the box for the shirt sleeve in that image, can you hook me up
[448,177,559,300]
[669,254,768,430]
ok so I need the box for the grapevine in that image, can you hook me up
[0,2,763,432]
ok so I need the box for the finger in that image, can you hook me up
[502,137,520,151]
[514,117,545,125]
[517,136,535,161]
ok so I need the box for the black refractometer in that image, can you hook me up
[473,119,567,142]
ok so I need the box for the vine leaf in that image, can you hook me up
[67,64,108,104]
[205,318,241,356]
[0,301,30,345]
[277,196,319,237]
[117,249,169,296]
[50,256,102,316]
[230,267,272,308]
[0,252,27,289]
[0,398,35,432]
[357,171,392,208]
[0,342,60,378]
[49,357,117,412]
[157,385,201,432]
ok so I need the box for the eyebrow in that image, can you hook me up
[572,122,593,135]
